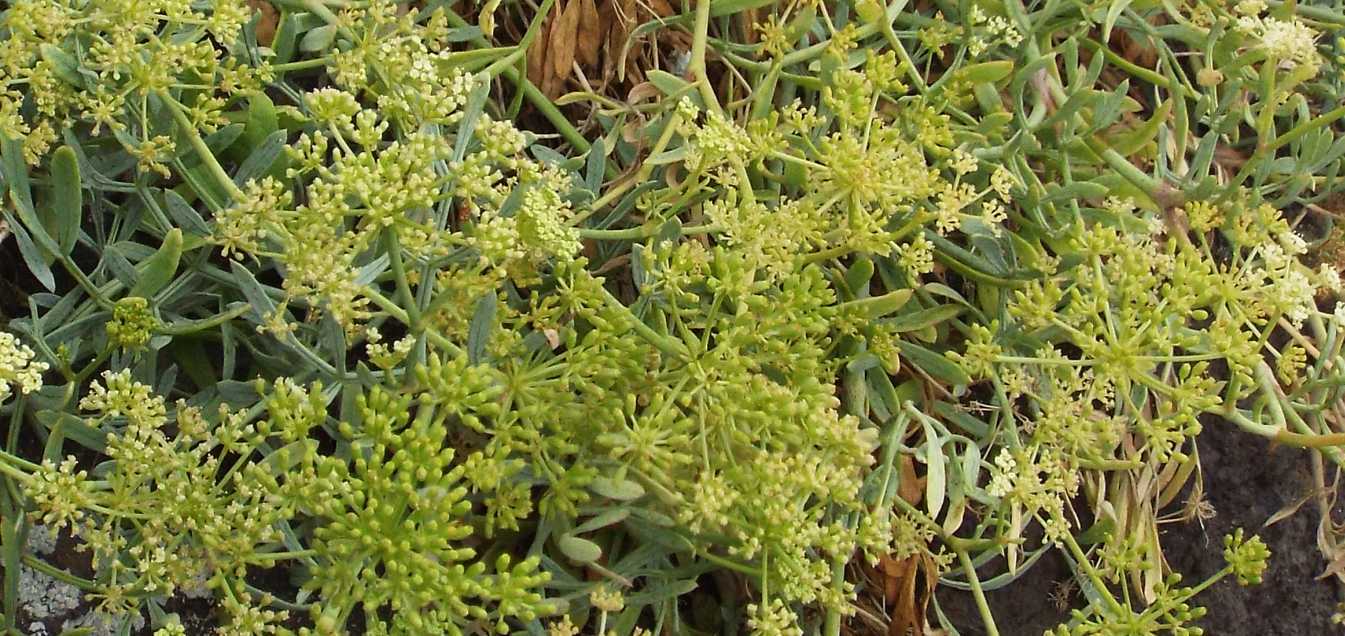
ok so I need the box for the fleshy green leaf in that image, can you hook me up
[557,535,603,564]
[299,24,337,52]
[129,228,183,299]
[923,420,946,520]
[590,477,646,501]
[47,145,82,256]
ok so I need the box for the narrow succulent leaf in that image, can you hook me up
[129,228,184,299]
[924,420,946,520]
[557,535,603,563]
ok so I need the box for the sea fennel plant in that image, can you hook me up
[2,0,1345,634]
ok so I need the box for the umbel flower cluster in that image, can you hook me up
[0,331,47,404]
[0,0,1343,634]
[0,0,261,168]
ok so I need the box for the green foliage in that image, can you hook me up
[2,0,1345,634]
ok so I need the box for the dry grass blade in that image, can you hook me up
[1316,549,1345,581]
[1263,486,1331,529]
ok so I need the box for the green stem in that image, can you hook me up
[160,304,252,335]
[74,346,114,384]
[1264,103,1345,153]
[824,554,847,636]
[270,57,332,73]
[689,0,721,115]
[22,555,97,590]
[1183,565,1232,597]
[1059,530,1124,614]
[159,91,244,201]
[366,289,463,356]
[995,355,1097,366]
[385,230,422,328]
[481,0,557,78]
[248,548,320,563]
[0,459,31,484]
[958,548,1000,636]
[695,548,762,577]
[365,289,412,325]
[1083,138,1169,204]
[1080,39,1172,89]
[1077,457,1144,470]
[802,244,853,264]
[577,223,720,240]
[1273,428,1345,448]
[599,286,688,359]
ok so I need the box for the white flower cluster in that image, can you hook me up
[0,330,47,404]
[967,6,1024,58]
[1237,13,1322,75]
[79,369,166,425]
[987,449,1017,498]
[1256,231,1319,326]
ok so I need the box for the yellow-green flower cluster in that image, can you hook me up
[0,0,259,165]
[214,41,580,329]
[105,297,157,351]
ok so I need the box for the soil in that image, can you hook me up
[937,422,1345,635]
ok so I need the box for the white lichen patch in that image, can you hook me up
[17,523,146,636]
[17,565,81,619]
[24,523,58,555]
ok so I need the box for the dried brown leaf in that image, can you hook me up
[899,455,924,506]
[247,0,279,46]
[877,554,936,636]
[527,10,553,89]
[645,0,675,18]
[577,0,602,67]
[613,0,641,81]
[621,117,645,144]
[1214,144,1248,172]
[551,0,582,81]
[1113,15,1165,69]
[626,81,661,106]
[1157,448,1199,511]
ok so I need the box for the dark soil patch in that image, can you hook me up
[937,424,1345,635]
[1161,427,1344,635]
[932,539,1072,634]
[0,239,36,321]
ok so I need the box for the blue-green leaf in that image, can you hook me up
[585,138,606,193]
[3,211,55,291]
[163,189,210,235]
[234,130,287,186]
[468,292,497,364]
[299,24,337,52]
